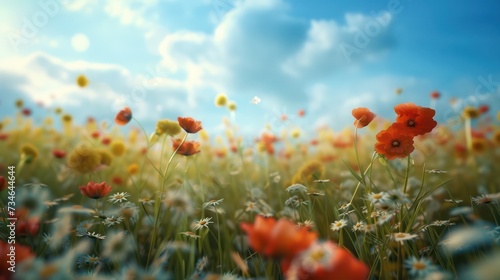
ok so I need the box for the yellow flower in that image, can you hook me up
[44,117,54,126]
[472,138,488,153]
[291,160,325,186]
[76,74,89,88]
[227,101,237,111]
[127,163,140,175]
[54,107,62,114]
[199,130,209,141]
[67,145,102,173]
[493,130,500,146]
[110,140,126,157]
[15,99,24,108]
[291,128,301,138]
[462,106,480,119]
[97,149,113,166]
[155,119,181,136]
[62,114,72,123]
[20,144,38,163]
[215,93,228,107]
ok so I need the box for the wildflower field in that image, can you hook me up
[0,95,499,280]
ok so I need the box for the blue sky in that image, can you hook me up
[1,0,499,139]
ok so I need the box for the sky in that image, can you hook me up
[0,0,499,139]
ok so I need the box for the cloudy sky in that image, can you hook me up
[1,0,499,138]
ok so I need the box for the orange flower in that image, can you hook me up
[240,216,318,259]
[352,107,376,128]
[115,107,132,126]
[393,103,437,136]
[52,149,66,159]
[374,125,415,159]
[282,241,369,280]
[79,181,112,199]
[430,91,440,99]
[240,216,276,254]
[178,117,203,133]
[172,139,201,156]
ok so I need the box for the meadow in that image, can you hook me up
[0,93,499,280]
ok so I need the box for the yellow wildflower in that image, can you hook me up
[67,145,101,173]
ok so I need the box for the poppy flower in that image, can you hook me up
[352,107,376,128]
[102,137,111,145]
[0,241,34,277]
[91,131,100,139]
[374,125,415,160]
[281,241,369,280]
[479,105,489,114]
[430,91,440,99]
[178,117,203,133]
[21,108,31,116]
[0,176,6,192]
[52,149,66,159]
[240,216,318,259]
[79,181,112,199]
[172,139,201,156]
[17,217,40,237]
[298,109,305,117]
[115,107,132,126]
[393,103,437,136]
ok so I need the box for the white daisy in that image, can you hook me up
[330,219,348,231]
[108,192,130,203]
[192,217,213,230]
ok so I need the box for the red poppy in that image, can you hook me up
[172,139,201,156]
[454,143,467,159]
[102,137,111,145]
[352,107,376,128]
[230,144,238,153]
[112,176,123,185]
[479,105,489,114]
[240,216,318,259]
[430,91,440,99]
[393,103,437,136]
[260,133,279,145]
[17,217,40,237]
[52,149,66,159]
[281,241,369,280]
[298,109,305,117]
[115,107,132,126]
[0,241,34,279]
[0,133,8,141]
[177,117,203,133]
[0,176,6,192]
[374,125,415,159]
[79,181,112,199]
[21,108,31,116]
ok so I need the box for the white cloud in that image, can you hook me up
[155,0,396,112]
[0,52,193,128]
[62,0,158,28]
